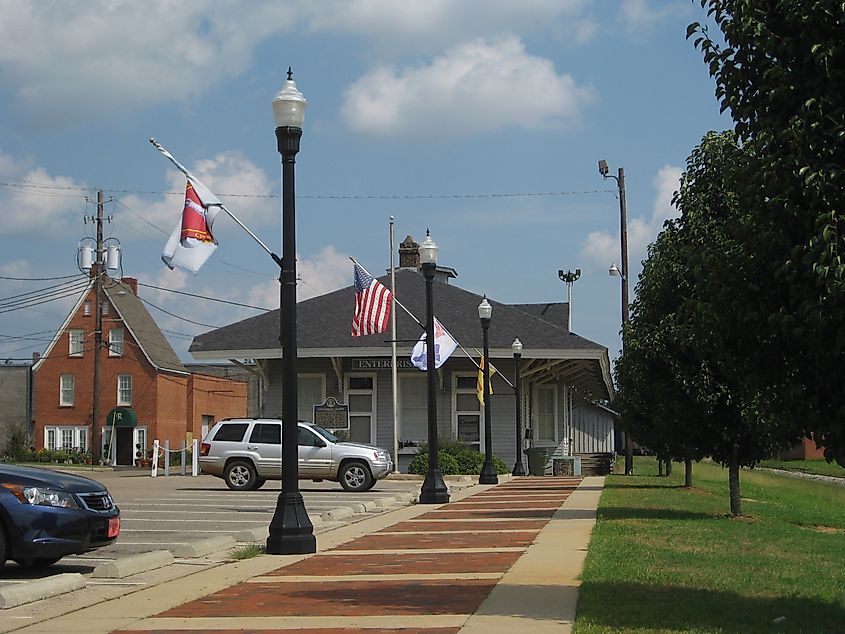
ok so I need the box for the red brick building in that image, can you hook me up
[33,277,246,465]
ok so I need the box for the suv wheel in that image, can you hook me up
[224,460,257,491]
[339,460,374,492]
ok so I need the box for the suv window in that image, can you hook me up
[298,427,324,447]
[212,423,249,442]
[250,423,281,444]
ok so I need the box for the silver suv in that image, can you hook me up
[199,419,393,492]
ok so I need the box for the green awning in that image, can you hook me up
[106,407,137,428]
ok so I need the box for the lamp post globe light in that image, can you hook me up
[511,337,527,476]
[478,297,498,485]
[418,231,450,504]
[266,69,316,555]
[599,159,633,476]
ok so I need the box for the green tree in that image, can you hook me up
[690,1,845,466]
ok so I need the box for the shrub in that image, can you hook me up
[408,439,510,475]
[2,423,30,461]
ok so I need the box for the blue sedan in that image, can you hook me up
[0,464,120,568]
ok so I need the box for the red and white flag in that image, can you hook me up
[161,179,222,273]
[351,262,393,336]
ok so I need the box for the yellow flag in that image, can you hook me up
[476,355,496,405]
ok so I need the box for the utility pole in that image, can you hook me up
[91,191,105,465]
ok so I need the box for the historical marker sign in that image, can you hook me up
[313,397,349,431]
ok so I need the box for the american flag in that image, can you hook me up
[351,263,393,337]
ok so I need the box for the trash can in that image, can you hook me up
[524,447,549,476]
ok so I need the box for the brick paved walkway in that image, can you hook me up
[115,477,588,634]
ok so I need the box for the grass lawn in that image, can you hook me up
[573,457,845,633]
[758,458,845,479]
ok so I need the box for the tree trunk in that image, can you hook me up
[665,460,672,476]
[728,444,742,516]
[684,458,693,487]
[657,459,664,476]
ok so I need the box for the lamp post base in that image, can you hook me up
[479,461,499,485]
[419,469,450,504]
[266,491,316,554]
[512,461,527,477]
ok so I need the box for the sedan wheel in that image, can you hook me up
[224,460,257,491]
[339,461,374,492]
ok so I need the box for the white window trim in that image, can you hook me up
[59,374,75,407]
[397,373,427,452]
[134,426,148,464]
[117,374,132,406]
[43,426,88,451]
[108,327,124,357]
[532,383,559,445]
[298,373,326,422]
[451,372,485,452]
[69,329,85,357]
[344,372,377,443]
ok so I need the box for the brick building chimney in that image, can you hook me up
[398,235,420,269]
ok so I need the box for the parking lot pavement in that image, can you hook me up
[0,469,475,617]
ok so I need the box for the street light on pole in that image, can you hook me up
[511,337,526,476]
[418,231,450,505]
[266,68,316,554]
[599,159,633,476]
[478,297,498,485]
[557,269,581,332]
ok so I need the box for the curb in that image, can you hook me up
[91,550,174,579]
[173,535,236,558]
[0,573,85,609]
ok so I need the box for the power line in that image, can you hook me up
[136,282,272,311]
[135,296,226,329]
[0,273,81,281]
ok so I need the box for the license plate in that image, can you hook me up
[108,516,120,538]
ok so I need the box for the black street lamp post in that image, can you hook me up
[418,231,450,504]
[266,69,316,554]
[511,337,526,476]
[478,297,498,485]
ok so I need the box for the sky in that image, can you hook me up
[0,0,729,366]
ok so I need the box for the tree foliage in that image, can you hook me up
[617,131,804,514]
[690,1,845,465]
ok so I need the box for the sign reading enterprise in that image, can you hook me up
[352,358,417,369]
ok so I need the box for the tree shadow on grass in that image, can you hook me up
[605,483,692,490]
[598,506,716,521]
[574,581,845,633]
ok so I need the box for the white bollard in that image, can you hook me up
[151,440,159,478]
[192,438,199,476]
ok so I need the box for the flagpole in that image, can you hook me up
[349,256,514,389]
[150,138,279,262]
[389,217,399,472]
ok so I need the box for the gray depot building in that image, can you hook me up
[189,237,616,473]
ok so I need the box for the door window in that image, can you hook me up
[250,423,281,444]
[453,374,482,451]
[345,375,375,444]
[535,384,558,443]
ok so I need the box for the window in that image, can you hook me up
[101,301,110,315]
[117,374,132,406]
[60,374,75,406]
[345,374,375,444]
[83,301,92,317]
[43,426,88,451]
[212,423,248,442]
[250,423,281,444]
[109,328,124,356]
[297,375,325,422]
[453,373,482,451]
[135,427,147,460]
[535,385,558,443]
[399,374,427,445]
[69,329,85,356]
[298,427,324,447]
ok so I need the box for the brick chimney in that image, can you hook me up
[398,235,420,269]
[122,277,138,295]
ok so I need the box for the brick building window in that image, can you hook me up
[60,374,75,406]
[44,426,87,451]
[69,329,85,356]
[117,374,132,406]
[83,301,92,316]
[46,428,56,450]
[109,327,124,356]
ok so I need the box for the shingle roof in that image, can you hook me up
[105,281,187,374]
[189,269,612,399]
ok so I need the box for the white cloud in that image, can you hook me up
[341,37,594,138]
[0,149,89,235]
[580,164,682,272]
[118,150,275,236]
[618,0,689,38]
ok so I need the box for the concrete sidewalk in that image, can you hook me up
[12,476,603,633]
